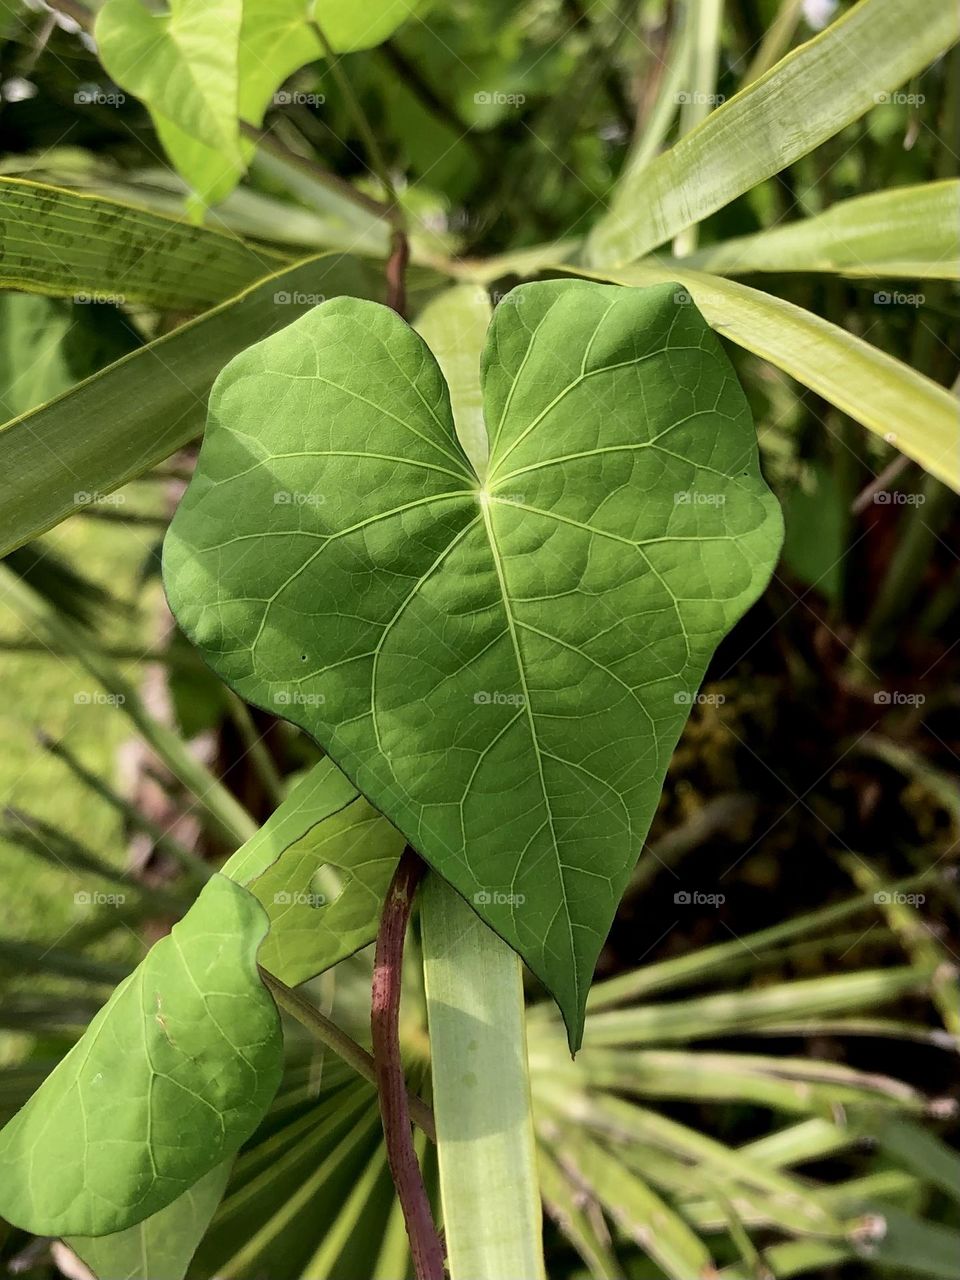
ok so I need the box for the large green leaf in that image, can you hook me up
[163,280,783,1046]
[570,263,960,493]
[0,177,286,308]
[680,181,960,280]
[0,875,281,1236]
[0,253,391,560]
[587,0,960,264]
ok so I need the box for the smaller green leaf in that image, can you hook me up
[96,0,246,207]
[66,1161,233,1280]
[246,792,405,985]
[0,875,281,1237]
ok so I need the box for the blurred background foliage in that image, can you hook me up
[0,0,958,1277]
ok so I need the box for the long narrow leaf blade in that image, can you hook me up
[587,0,960,264]
[0,177,286,308]
[679,181,960,279]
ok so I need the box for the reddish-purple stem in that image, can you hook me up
[385,227,410,318]
[372,848,445,1280]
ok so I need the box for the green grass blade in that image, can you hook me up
[0,177,286,308]
[678,181,960,279]
[0,253,389,559]
[570,264,960,491]
[421,876,546,1280]
[559,1129,716,1279]
[587,0,960,264]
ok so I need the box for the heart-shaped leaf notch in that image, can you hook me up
[164,280,783,1048]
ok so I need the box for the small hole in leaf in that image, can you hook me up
[300,654,308,661]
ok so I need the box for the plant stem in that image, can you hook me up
[421,876,546,1280]
[371,849,445,1280]
[311,17,403,226]
[258,965,436,1140]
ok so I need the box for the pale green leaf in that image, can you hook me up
[571,263,960,493]
[0,875,282,1236]
[680,181,960,279]
[95,0,418,207]
[313,0,423,51]
[95,0,246,206]
[225,757,404,984]
[163,280,783,1045]
[422,876,546,1280]
[0,253,389,560]
[587,0,960,265]
[66,1161,233,1280]
[414,283,492,476]
[246,793,405,985]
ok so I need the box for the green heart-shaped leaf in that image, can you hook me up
[164,280,783,1046]
[0,875,280,1236]
[0,758,398,1236]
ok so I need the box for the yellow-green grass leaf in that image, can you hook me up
[680,181,960,279]
[587,0,960,265]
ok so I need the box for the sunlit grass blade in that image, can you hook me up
[677,181,960,279]
[558,1129,716,1279]
[568,264,960,491]
[587,0,960,264]
[538,1146,623,1280]
[577,967,932,1045]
